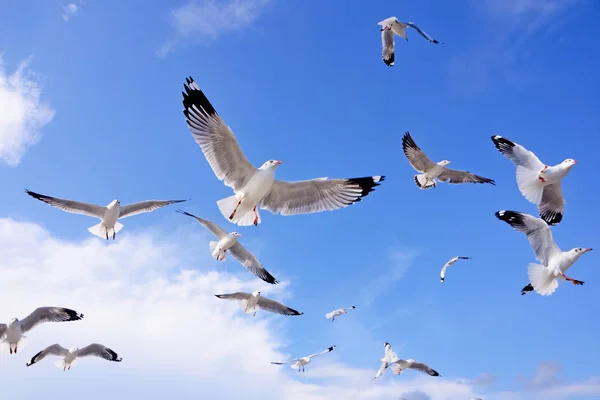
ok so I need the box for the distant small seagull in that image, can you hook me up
[440,256,471,283]
[390,358,441,377]
[402,132,495,189]
[495,210,592,296]
[176,210,279,284]
[374,342,399,380]
[0,307,83,354]
[214,291,303,317]
[25,189,187,240]
[271,345,335,372]
[491,135,577,225]
[182,77,385,226]
[325,305,357,322]
[26,343,122,370]
[377,17,442,67]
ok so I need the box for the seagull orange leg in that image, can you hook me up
[560,272,584,285]
[253,206,259,226]
[229,200,242,220]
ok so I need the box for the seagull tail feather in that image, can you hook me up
[527,263,558,296]
[87,222,123,239]
[414,174,435,190]
[516,166,545,205]
[216,195,257,226]
[209,241,226,261]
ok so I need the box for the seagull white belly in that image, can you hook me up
[218,235,238,251]
[104,206,120,227]
[237,171,275,207]
[427,165,444,180]
[4,325,21,342]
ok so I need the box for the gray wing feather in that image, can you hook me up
[214,292,252,301]
[410,362,440,376]
[182,77,257,191]
[491,135,545,170]
[539,183,565,225]
[26,344,69,366]
[25,190,105,218]
[119,200,187,219]
[405,22,442,43]
[260,176,384,216]
[437,168,495,185]
[175,210,228,238]
[228,243,280,284]
[19,307,84,333]
[381,29,395,66]
[76,343,122,362]
[256,297,302,316]
[307,346,335,359]
[401,132,437,173]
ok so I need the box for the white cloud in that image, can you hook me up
[0,56,55,167]
[0,218,597,399]
[156,0,271,57]
[61,3,80,21]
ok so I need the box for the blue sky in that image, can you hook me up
[1,1,599,399]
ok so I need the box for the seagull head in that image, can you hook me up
[69,347,79,353]
[108,199,120,207]
[572,247,593,257]
[9,317,18,324]
[260,160,283,170]
[439,160,451,166]
[562,158,577,167]
[231,232,242,237]
[252,291,261,297]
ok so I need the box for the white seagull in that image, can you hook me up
[402,132,495,189]
[440,256,472,283]
[182,77,385,226]
[0,307,84,354]
[491,135,577,225]
[377,17,443,67]
[176,210,279,284]
[495,210,592,296]
[374,342,399,380]
[25,189,187,240]
[271,345,335,372]
[214,291,303,317]
[325,305,357,322]
[26,343,122,370]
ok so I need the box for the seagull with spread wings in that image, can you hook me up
[176,210,279,284]
[0,307,83,354]
[325,305,357,322]
[402,132,495,189]
[491,135,577,225]
[26,343,122,370]
[377,17,443,67]
[495,210,592,296]
[25,189,187,240]
[271,345,335,372]
[182,77,385,226]
[215,291,302,317]
[374,342,399,380]
[440,256,472,283]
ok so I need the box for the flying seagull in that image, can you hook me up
[26,343,122,370]
[181,77,385,226]
[491,135,577,225]
[390,358,441,377]
[402,132,495,189]
[495,210,592,296]
[0,307,83,354]
[440,256,472,283]
[271,345,335,372]
[25,189,187,240]
[214,291,303,317]
[325,305,357,322]
[176,210,279,284]
[377,17,442,67]
[374,342,399,380]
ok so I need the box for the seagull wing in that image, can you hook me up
[374,361,389,379]
[25,190,105,218]
[381,28,395,66]
[118,200,187,219]
[182,77,257,191]
[175,210,228,239]
[259,176,384,216]
[76,343,122,362]
[495,210,561,266]
[401,132,437,173]
[19,307,84,333]
[228,243,280,284]
[271,357,301,365]
[539,183,565,225]
[405,22,442,43]
[214,292,252,301]
[440,263,450,282]
[26,344,69,366]
[409,361,441,376]
[437,168,495,185]
[307,346,335,359]
[256,297,303,316]
[384,343,394,360]
[490,135,545,171]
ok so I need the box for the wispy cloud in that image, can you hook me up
[61,2,80,21]
[449,0,581,94]
[0,55,55,167]
[156,0,272,57]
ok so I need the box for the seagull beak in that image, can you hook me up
[275,160,283,165]
[583,248,593,253]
